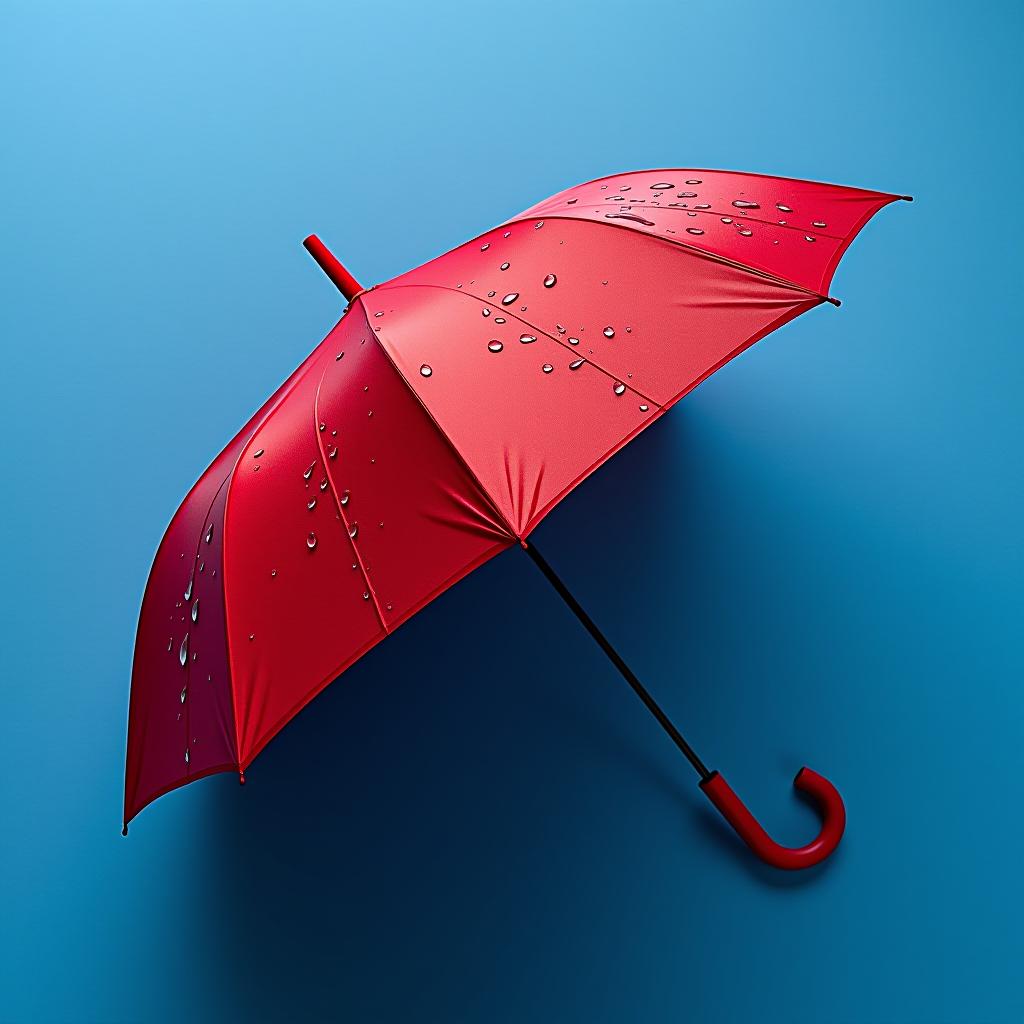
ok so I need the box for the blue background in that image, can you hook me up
[3,2,1021,1021]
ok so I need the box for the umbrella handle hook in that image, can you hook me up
[700,767,845,870]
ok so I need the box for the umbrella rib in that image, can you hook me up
[374,283,663,408]
[543,201,846,242]
[127,353,324,825]
[349,297,522,543]
[312,355,390,633]
[518,164,906,204]
[517,297,819,538]
[502,213,840,306]
[220,355,339,773]
[183,473,232,781]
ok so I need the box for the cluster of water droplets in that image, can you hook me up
[557,177,833,248]
[165,513,226,768]
[439,224,653,410]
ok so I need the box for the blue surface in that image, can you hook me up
[2,2,1021,1021]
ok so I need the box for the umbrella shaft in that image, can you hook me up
[524,542,711,781]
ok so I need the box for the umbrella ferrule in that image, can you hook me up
[303,234,364,302]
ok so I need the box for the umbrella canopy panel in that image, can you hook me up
[517,168,903,296]
[124,313,514,824]
[372,217,827,536]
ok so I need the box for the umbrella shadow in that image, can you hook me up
[198,409,833,1014]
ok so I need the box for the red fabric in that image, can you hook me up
[124,169,904,827]
[518,168,903,297]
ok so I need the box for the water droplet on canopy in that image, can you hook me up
[179,634,189,667]
[686,228,705,235]
[613,382,626,396]
[306,532,318,550]
[732,200,760,209]
[542,363,553,374]
[500,262,510,271]
[420,364,433,377]
[603,326,615,338]
[501,293,519,305]
[348,523,359,539]
[543,274,557,288]
[651,182,674,190]
[605,212,655,226]
[776,203,793,212]
[191,599,199,623]
[204,524,214,544]
[569,358,585,370]
[488,340,504,353]
[812,220,827,228]
[519,334,537,345]
[253,448,264,458]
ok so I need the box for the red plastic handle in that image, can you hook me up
[700,767,846,870]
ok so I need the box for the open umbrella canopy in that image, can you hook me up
[125,168,908,862]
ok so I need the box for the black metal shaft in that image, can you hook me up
[524,542,712,781]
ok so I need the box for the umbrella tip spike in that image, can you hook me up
[901,195,914,202]
[238,769,246,786]
[302,234,363,302]
[826,295,842,308]
[121,824,128,837]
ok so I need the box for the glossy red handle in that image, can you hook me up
[700,767,846,870]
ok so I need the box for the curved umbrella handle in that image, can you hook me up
[699,767,846,870]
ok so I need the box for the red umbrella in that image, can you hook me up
[125,168,909,868]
